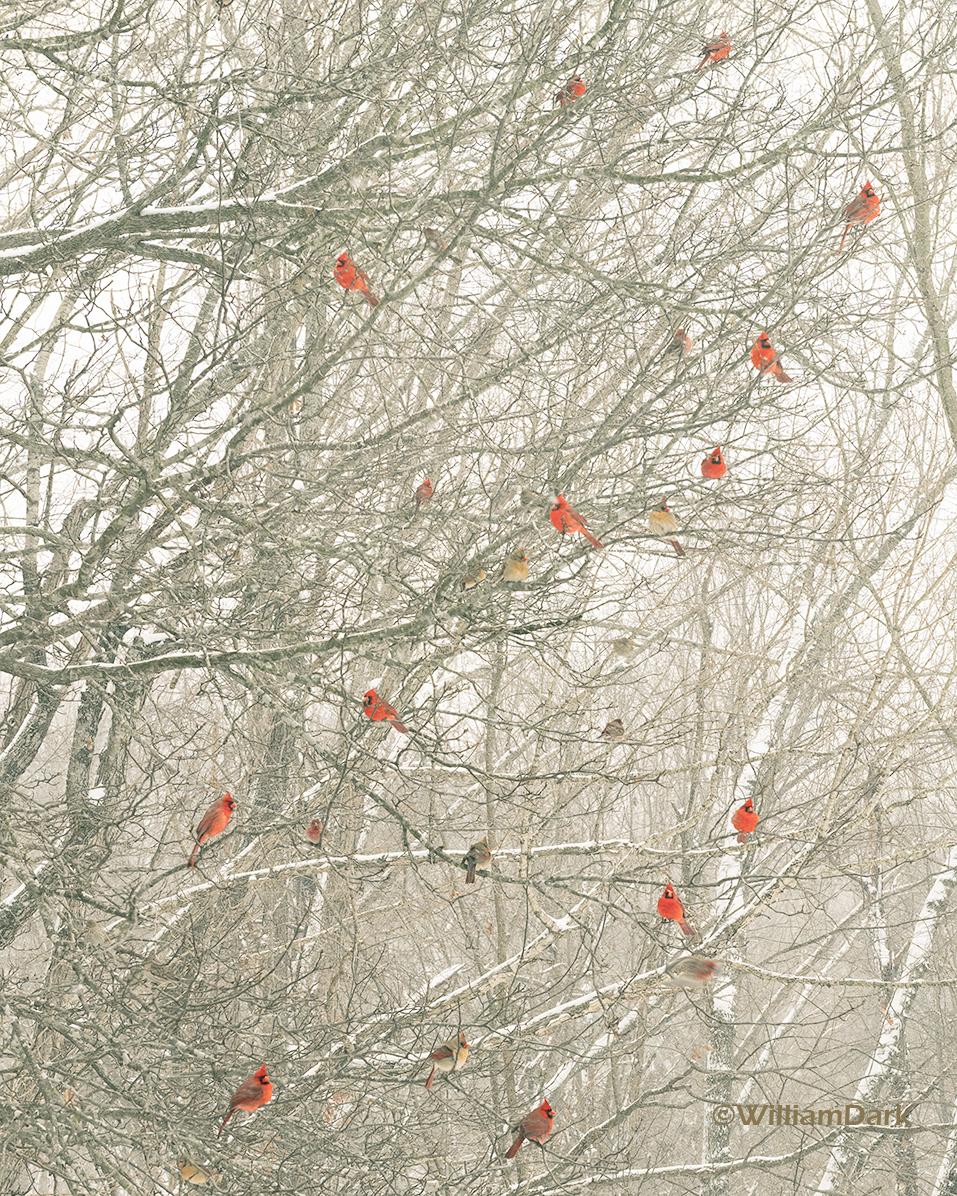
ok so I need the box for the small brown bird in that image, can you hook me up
[462,837,491,884]
[424,1031,470,1089]
[414,478,434,509]
[500,549,529,583]
[600,719,625,740]
[305,818,323,844]
[667,328,692,356]
[177,1158,219,1185]
[520,488,547,508]
[610,636,638,656]
[423,228,462,263]
[665,957,719,988]
[461,565,487,590]
[648,503,685,556]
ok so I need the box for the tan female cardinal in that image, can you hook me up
[601,719,625,740]
[665,957,718,988]
[499,549,529,582]
[188,792,235,869]
[218,1064,273,1137]
[550,494,604,549]
[839,180,880,251]
[424,1031,469,1089]
[701,447,726,478]
[363,689,409,734]
[462,837,491,883]
[731,798,759,843]
[505,1099,554,1158]
[648,503,684,556]
[658,883,696,936]
[750,332,792,383]
[333,253,379,307]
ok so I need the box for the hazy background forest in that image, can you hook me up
[1,0,956,1192]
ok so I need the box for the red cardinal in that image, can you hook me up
[462,837,491,884]
[750,332,792,383]
[667,328,692,356]
[305,818,323,844]
[648,503,684,556]
[839,180,881,251]
[550,494,604,549]
[555,75,586,107]
[731,798,759,843]
[333,253,379,307]
[505,1099,554,1158]
[414,478,433,509]
[657,883,696,936]
[188,792,236,869]
[700,446,726,479]
[696,31,731,70]
[217,1064,273,1137]
[665,957,719,988]
[424,1031,469,1089]
[363,689,409,734]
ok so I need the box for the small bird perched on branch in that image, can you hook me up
[750,332,792,383]
[505,1099,554,1158]
[550,494,604,549]
[731,798,759,843]
[461,837,492,884]
[658,883,696,936]
[665,957,719,988]
[700,446,726,478]
[424,1032,470,1089]
[555,75,586,107]
[839,180,881,251]
[696,31,731,71]
[333,253,379,307]
[362,689,409,734]
[500,549,529,583]
[188,793,235,869]
[648,503,684,556]
[218,1064,273,1137]
[601,719,625,741]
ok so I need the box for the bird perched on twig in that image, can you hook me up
[462,837,492,884]
[600,719,625,741]
[648,503,684,556]
[424,1031,470,1089]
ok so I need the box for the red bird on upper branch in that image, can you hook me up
[658,883,696,936]
[333,253,379,307]
[839,180,881,251]
[505,1099,555,1158]
[188,792,235,869]
[549,494,604,549]
[700,446,726,478]
[751,332,792,383]
[414,478,433,509]
[555,75,586,107]
[363,689,409,734]
[218,1064,273,1137]
[696,32,731,71]
[731,798,759,843]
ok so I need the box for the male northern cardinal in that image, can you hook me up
[555,75,586,107]
[700,446,726,478]
[665,957,719,988]
[423,228,462,263]
[601,719,625,740]
[424,1031,470,1089]
[505,1099,554,1158]
[217,1064,273,1137]
[462,837,491,884]
[414,478,434,509]
[550,494,604,549]
[188,792,236,869]
[667,328,692,356]
[333,253,379,307]
[658,883,696,936]
[731,798,759,843]
[648,503,684,556]
[750,332,792,383]
[305,818,323,844]
[363,689,409,734]
[500,549,529,583]
[839,180,881,251]
[461,564,487,590]
[696,31,731,70]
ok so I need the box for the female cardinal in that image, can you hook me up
[555,75,586,106]
[362,689,409,734]
[499,549,529,582]
[505,1099,554,1158]
[648,503,684,556]
[217,1064,273,1137]
[188,792,236,869]
[423,228,462,263]
[658,883,696,936]
[696,31,731,70]
[665,957,718,988]
[333,253,379,307]
[750,332,792,383]
[550,494,604,549]
[462,837,491,884]
[839,180,881,251]
[461,564,487,590]
[731,798,759,843]
[700,446,726,478]
[414,478,433,509]
[667,328,692,356]
[424,1031,469,1089]
[305,818,323,844]
[601,719,625,740]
